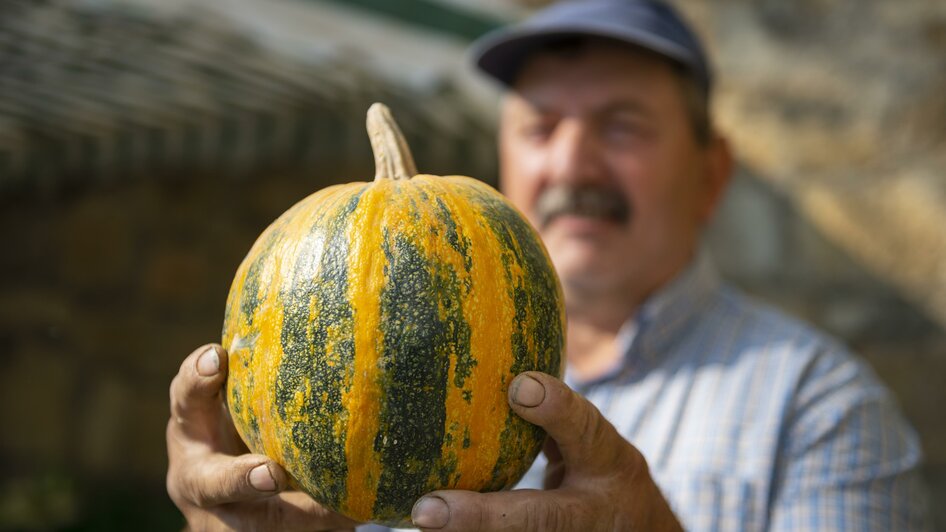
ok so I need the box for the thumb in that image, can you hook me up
[169,344,230,440]
[507,372,639,477]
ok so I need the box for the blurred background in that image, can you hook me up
[0,0,944,529]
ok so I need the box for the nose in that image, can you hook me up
[546,119,605,185]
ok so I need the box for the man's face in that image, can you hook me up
[499,42,724,302]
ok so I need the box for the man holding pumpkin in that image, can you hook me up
[166,0,929,530]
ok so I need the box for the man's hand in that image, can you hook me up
[166,343,358,531]
[410,371,683,532]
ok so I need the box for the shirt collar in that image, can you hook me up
[631,248,720,362]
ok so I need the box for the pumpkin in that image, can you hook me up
[222,103,564,526]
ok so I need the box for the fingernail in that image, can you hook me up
[196,346,220,377]
[510,374,545,407]
[412,496,449,529]
[249,464,277,491]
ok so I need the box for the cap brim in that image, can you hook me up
[471,21,699,88]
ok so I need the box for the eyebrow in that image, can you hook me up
[515,99,559,118]
[516,97,653,121]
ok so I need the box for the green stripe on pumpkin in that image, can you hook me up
[474,190,564,490]
[371,224,471,523]
[275,189,363,507]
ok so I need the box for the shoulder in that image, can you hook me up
[709,284,920,453]
[703,283,867,375]
[691,283,907,426]
[711,283,838,352]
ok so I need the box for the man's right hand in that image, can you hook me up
[166,343,358,531]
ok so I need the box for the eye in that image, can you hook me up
[602,118,646,142]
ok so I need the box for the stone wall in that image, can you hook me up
[677,0,946,327]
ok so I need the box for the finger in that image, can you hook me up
[508,372,637,476]
[169,344,228,427]
[542,439,565,490]
[176,452,288,507]
[253,491,360,531]
[412,489,591,532]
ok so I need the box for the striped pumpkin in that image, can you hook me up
[223,103,564,526]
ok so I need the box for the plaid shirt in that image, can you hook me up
[365,252,930,531]
[520,251,930,531]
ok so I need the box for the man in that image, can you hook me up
[166,0,930,530]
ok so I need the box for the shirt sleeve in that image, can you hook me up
[769,346,931,531]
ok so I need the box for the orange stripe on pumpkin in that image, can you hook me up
[424,176,517,490]
[341,179,390,519]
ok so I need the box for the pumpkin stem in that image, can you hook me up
[367,103,418,181]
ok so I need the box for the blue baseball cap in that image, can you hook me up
[470,0,712,95]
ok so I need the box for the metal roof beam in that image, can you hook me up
[307,0,503,41]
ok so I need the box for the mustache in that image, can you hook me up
[535,183,632,229]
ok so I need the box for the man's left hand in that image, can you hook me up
[410,371,683,532]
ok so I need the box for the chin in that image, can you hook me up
[561,272,620,303]
[553,254,616,292]
[548,233,608,266]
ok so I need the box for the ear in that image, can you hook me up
[697,133,734,223]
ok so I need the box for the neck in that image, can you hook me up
[561,256,689,381]
[564,285,642,382]
[561,250,701,382]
